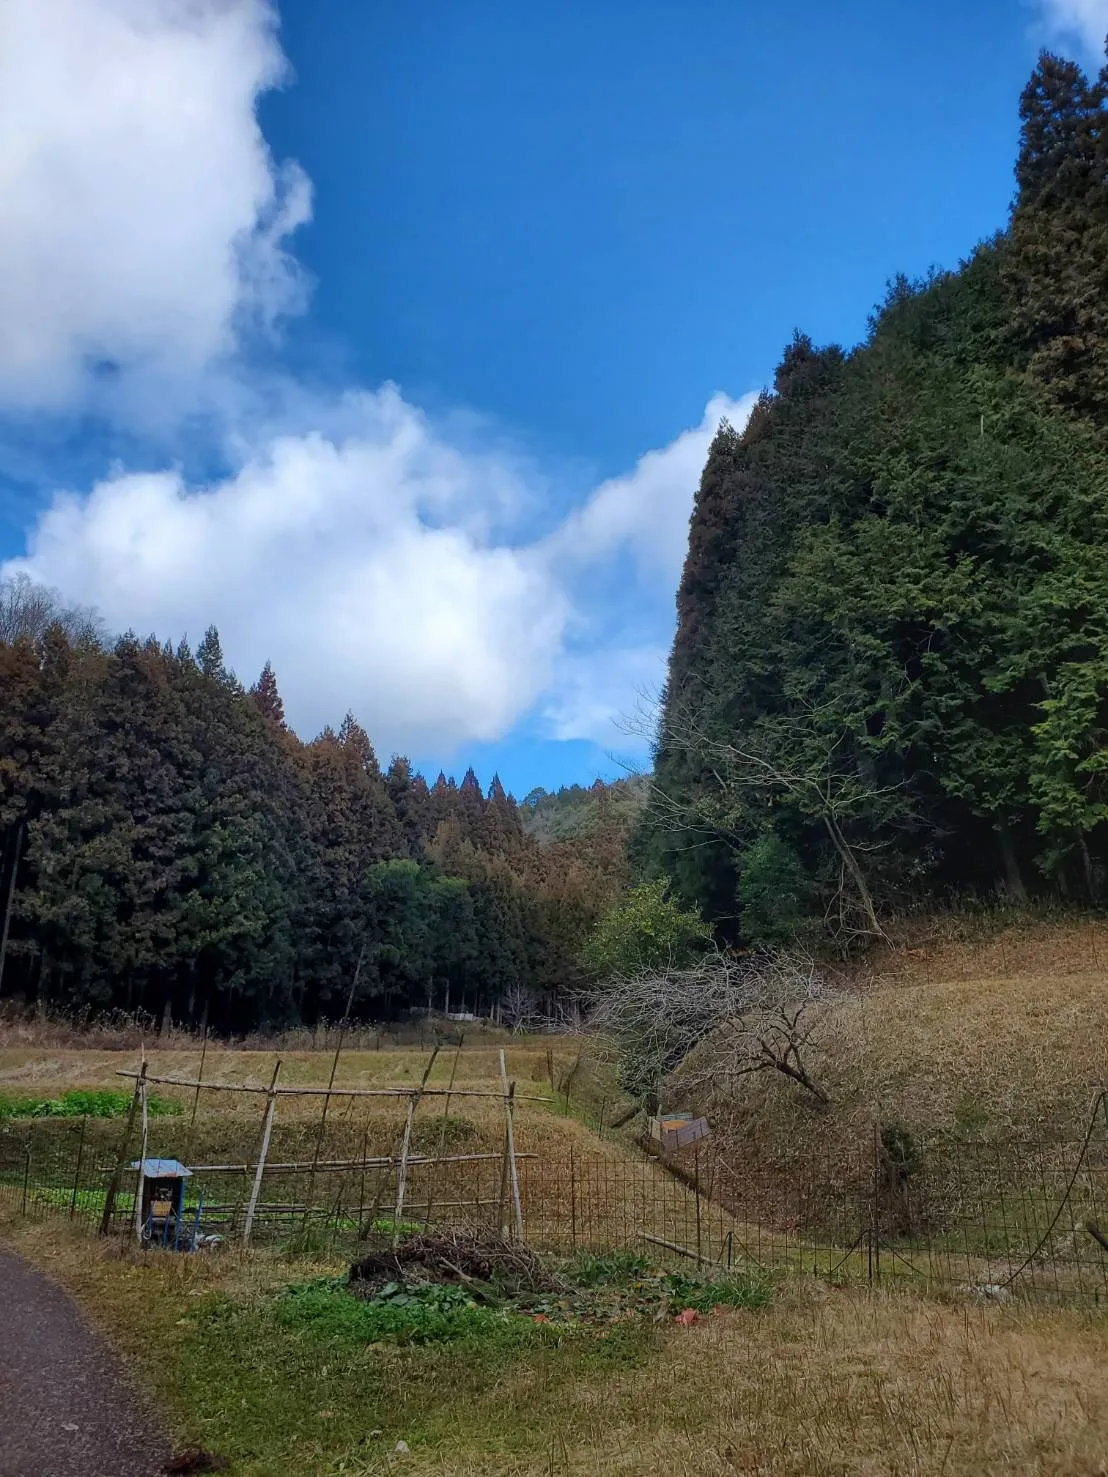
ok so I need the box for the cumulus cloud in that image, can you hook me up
[4,387,571,752]
[0,0,755,760]
[1036,0,1108,57]
[0,0,309,416]
[542,646,669,748]
[4,388,749,754]
[549,393,758,582]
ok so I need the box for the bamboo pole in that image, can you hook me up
[184,1026,209,1162]
[496,1120,510,1236]
[425,1033,465,1229]
[641,1231,711,1265]
[499,1049,524,1241]
[437,1033,464,1152]
[115,1070,550,1103]
[243,1060,282,1246]
[392,1046,439,1246]
[304,945,366,1223]
[100,1066,144,1235]
[133,1069,150,1242]
[177,1151,535,1173]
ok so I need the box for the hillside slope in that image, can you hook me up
[671,922,1108,1187]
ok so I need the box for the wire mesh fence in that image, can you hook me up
[3,1095,1106,1305]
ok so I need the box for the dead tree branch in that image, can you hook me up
[587,948,831,1108]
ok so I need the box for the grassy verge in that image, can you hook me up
[4,1216,1108,1476]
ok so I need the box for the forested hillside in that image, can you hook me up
[647,48,1108,944]
[0,579,623,1030]
[521,776,647,845]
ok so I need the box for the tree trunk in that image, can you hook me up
[822,815,886,939]
[1079,834,1097,902]
[996,820,1027,902]
[0,822,24,999]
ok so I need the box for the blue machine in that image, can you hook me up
[131,1158,203,1250]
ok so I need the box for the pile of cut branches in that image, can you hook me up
[349,1231,561,1302]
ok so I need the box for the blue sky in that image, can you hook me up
[0,0,1104,798]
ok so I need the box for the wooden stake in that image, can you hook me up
[184,1025,208,1162]
[392,1046,439,1246]
[499,1048,524,1241]
[100,1066,144,1236]
[305,948,364,1223]
[243,1059,282,1246]
[425,1033,464,1229]
[133,1069,150,1242]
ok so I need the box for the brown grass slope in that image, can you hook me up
[674,922,1108,1188]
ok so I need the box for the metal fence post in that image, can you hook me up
[21,1141,31,1217]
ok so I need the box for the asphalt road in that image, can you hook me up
[0,1248,170,1477]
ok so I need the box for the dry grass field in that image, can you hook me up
[3,924,1108,1474]
[680,954,1108,1189]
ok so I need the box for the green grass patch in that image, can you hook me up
[161,1270,653,1474]
[663,1269,774,1312]
[278,1274,550,1348]
[565,1248,774,1314]
[0,1089,181,1120]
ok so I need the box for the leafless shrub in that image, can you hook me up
[588,949,831,1108]
[500,982,542,1034]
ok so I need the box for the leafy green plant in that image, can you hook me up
[570,1251,652,1286]
[581,878,712,980]
[663,1270,773,1313]
[364,1216,424,1239]
[0,1089,180,1120]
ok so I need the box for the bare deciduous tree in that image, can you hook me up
[499,981,542,1034]
[0,573,103,647]
[587,948,831,1108]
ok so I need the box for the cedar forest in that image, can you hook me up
[3,48,1108,1024]
[644,49,1108,944]
[0,609,631,1030]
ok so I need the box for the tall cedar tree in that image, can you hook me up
[647,44,1108,938]
[0,608,614,1026]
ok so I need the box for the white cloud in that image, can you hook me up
[0,0,309,416]
[1036,0,1108,57]
[5,388,754,754]
[543,646,668,749]
[4,387,571,752]
[0,0,757,760]
[549,392,758,583]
